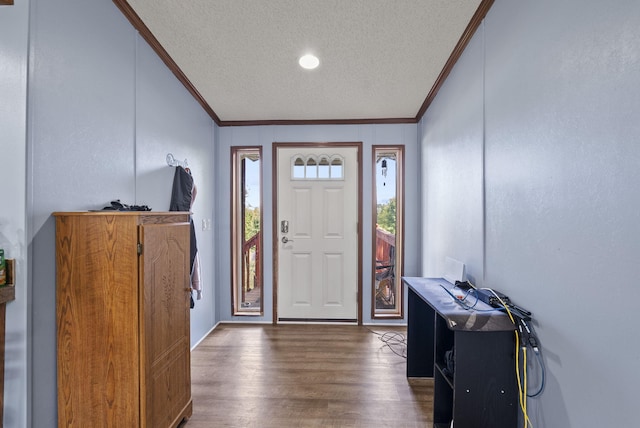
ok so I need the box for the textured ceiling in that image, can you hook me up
[122,0,486,124]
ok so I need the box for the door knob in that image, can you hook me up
[281,236,294,244]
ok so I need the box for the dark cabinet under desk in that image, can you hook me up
[404,277,518,428]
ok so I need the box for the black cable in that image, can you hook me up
[367,328,407,358]
[439,284,501,313]
[520,319,545,397]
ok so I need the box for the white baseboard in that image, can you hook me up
[191,322,220,351]
[363,322,408,327]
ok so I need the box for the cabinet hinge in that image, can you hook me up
[137,243,143,255]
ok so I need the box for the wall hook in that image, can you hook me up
[166,153,188,168]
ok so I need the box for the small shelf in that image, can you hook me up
[0,258,14,426]
[405,277,518,428]
[434,363,454,389]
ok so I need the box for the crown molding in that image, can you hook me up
[112,0,221,124]
[415,0,494,122]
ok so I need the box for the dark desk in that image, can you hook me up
[404,277,518,428]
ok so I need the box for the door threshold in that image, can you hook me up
[278,318,358,324]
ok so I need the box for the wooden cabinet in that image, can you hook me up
[54,212,193,427]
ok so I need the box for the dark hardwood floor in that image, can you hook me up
[185,324,433,428]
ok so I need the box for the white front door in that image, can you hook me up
[276,145,359,321]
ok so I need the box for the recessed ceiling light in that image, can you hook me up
[298,54,319,70]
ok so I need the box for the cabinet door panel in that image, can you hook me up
[140,222,191,427]
[56,214,140,427]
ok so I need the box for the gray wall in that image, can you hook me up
[217,124,421,324]
[27,0,216,426]
[421,27,485,285]
[134,35,217,346]
[0,1,30,427]
[420,0,640,426]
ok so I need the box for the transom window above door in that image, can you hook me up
[291,154,344,180]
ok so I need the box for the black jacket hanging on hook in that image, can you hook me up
[170,166,200,308]
[170,166,194,212]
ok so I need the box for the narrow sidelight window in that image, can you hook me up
[372,146,404,318]
[231,147,263,315]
